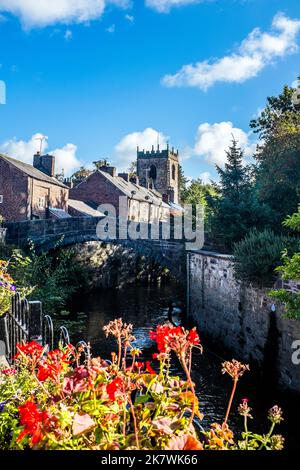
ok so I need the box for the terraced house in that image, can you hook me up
[0,153,69,222]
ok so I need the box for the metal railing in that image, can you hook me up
[6,293,43,362]
[5,293,73,363]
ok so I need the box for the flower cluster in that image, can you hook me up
[238,398,253,419]
[37,345,74,382]
[17,400,57,446]
[14,341,44,364]
[0,260,17,317]
[0,320,285,451]
[0,260,16,292]
[150,325,201,359]
[222,359,250,380]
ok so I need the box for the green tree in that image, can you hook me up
[71,166,93,185]
[250,77,300,139]
[128,161,137,178]
[252,78,300,226]
[208,139,272,252]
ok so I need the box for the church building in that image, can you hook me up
[136,144,180,205]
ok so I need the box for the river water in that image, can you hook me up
[65,281,298,449]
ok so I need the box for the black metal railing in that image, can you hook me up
[6,293,73,363]
[6,293,43,362]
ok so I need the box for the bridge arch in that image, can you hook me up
[4,217,186,283]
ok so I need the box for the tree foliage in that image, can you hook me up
[252,79,300,228]
[233,229,298,287]
[207,139,272,252]
[269,206,300,319]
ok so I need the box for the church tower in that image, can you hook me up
[136,144,180,204]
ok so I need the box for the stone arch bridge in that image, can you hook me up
[4,217,189,282]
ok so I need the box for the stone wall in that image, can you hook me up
[4,218,187,282]
[71,241,171,289]
[188,250,300,393]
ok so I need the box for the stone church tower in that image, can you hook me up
[136,144,180,204]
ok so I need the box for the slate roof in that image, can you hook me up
[49,207,72,219]
[0,153,68,189]
[97,170,170,208]
[68,199,105,217]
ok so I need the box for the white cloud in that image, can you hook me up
[125,14,134,23]
[64,29,72,40]
[198,171,211,184]
[0,0,130,29]
[106,24,115,33]
[0,133,80,176]
[115,128,168,170]
[162,13,300,90]
[194,121,256,166]
[145,0,202,13]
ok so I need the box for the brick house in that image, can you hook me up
[0,153,69,222]
[69,166,172,223]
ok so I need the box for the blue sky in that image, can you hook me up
[0,0,299,181]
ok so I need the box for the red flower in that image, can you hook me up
[106,377,124,401]
[17,400,55,446]
[14,341,43,361]
[150,324,201,358]
[1,368,17,376]
[37,346,74,382]
[187,328,200,345]
[145,361,156,375]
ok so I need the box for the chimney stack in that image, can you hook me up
[33,153,55,177]
[130,175,139,185]
[118,173,130,182]
[100,165,116,177]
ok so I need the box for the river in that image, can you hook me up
[64,280,298,449]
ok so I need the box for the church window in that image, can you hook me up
[172,164,176,180]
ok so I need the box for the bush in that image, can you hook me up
[233,229,298,286]
[269,207,300,319]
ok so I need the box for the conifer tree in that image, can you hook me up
[208,139,272,252]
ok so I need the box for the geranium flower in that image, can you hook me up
[150,325,202,359]
[106,377,124,401]
[17,400,55,446]
[1,368,17,376]
[145,361,156,375]
[14,341,44,362]
[37,346,74,382]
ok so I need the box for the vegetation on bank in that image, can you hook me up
[0,320,284,450]
[269,206,300,319]
[0,243,89,317]
[180,77,300,317]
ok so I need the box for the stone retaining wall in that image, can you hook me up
[188,250,300,393]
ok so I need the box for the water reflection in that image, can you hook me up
[70,282,242,431]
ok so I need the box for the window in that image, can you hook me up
[172,164,176,180]
[149,165,157,181]
[38,197,45,209]
[0,195,3,204]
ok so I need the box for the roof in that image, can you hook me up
[49,208,72,219]
[68,199,105,217]
[97,170,170,208]
[0,154,68,189]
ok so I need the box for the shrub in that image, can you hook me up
[233,229,298,286]
[269,207,300,319]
